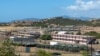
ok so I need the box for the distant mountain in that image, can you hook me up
[22,18,41,21]
[12,18,41,22]
[62,16,91,20]
[76,16,91,20]
[62,16,71,18]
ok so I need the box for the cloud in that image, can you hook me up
[67,0,100,11]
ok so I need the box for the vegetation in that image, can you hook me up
[84,31,100,38]
[0,39,16,56]
[45,17,92,26]
[84,31,97,36]
[81,51,89,56]
[40,35,52,40]
[1,16,100,27]
[36,50,52,56]
[91,19,100,26]
[0,23,9,26]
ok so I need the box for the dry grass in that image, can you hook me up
[14,44,100,56]
[15,46,82,56]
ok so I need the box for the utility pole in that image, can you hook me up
[90,41,93,56]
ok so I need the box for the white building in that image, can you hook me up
[51,31,96,45]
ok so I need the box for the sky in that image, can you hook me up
[0,0,100,22]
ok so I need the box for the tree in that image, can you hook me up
[36,50,52,56]
[0,39,16,56]
[40,35,52,40]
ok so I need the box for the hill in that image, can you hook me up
[1,16,100,27]
[90,18,100,26]
[9,16,92,27]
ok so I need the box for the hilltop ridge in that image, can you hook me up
[0,16,100,27]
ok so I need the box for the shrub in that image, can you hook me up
[40,35,52,40]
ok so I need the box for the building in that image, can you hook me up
[9,33,40,46]
[51,31,96,45]
[10,36,36,46]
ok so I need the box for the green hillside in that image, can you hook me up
[1,16,100,27]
